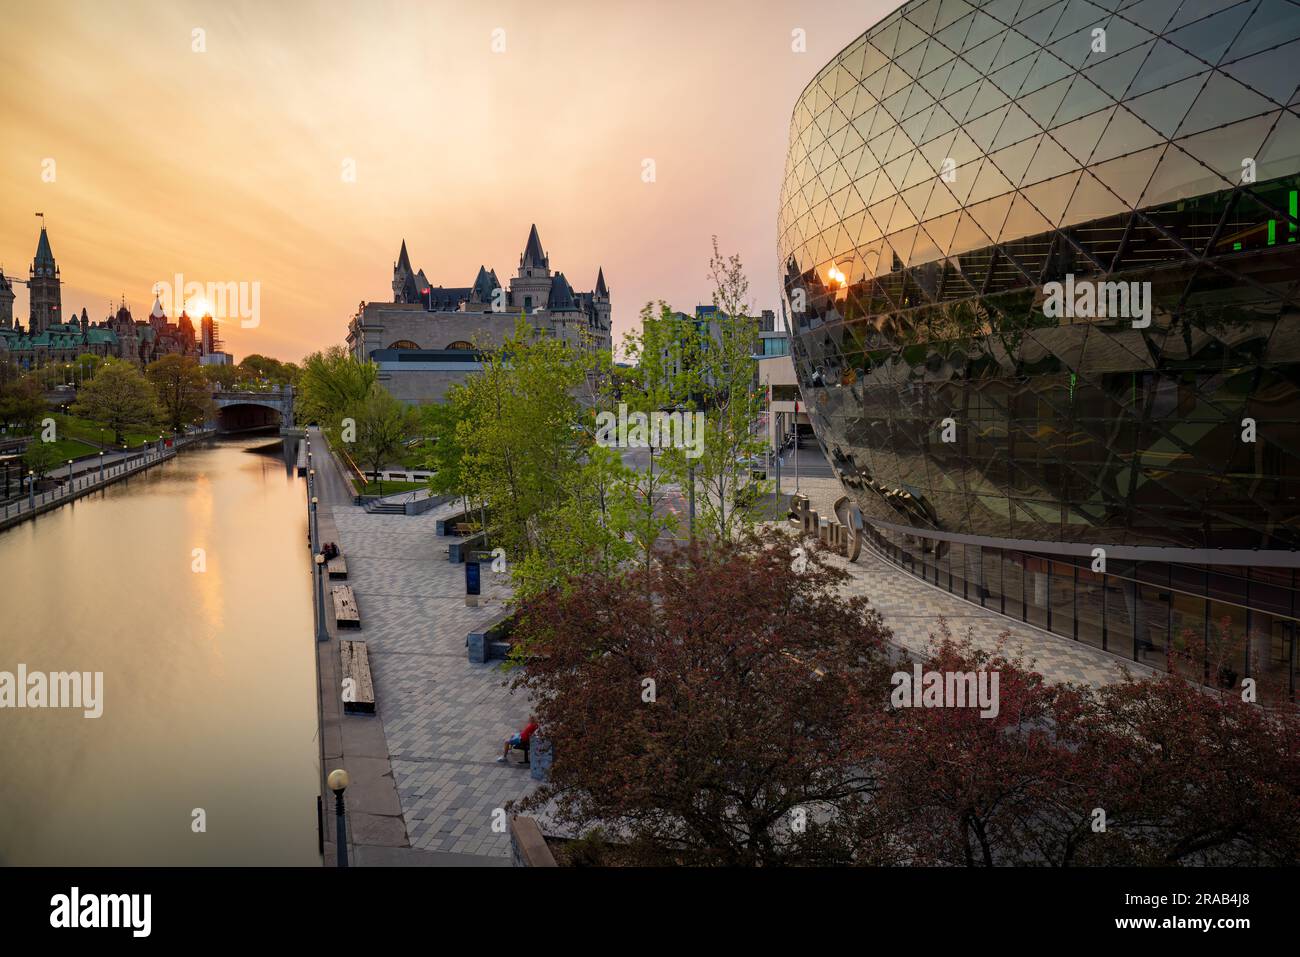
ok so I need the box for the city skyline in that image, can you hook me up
[0,0,893,362]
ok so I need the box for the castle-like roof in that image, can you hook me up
[547,271,576,311]
[471,266,497,301]
[34,227,55,267]
[521,224,547,270]
[595,267,608,297]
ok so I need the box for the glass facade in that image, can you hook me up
[778,0,1300,693]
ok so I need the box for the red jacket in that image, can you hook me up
[519,721,539,743]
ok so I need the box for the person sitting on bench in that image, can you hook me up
[322,541,339,560]
[497,715,539,763]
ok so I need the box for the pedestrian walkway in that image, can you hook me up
[795,477,1156,688]
[329,504,533,861]
[0,431,214,533]
[307,430,536,865]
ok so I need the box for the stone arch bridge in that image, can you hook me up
[209,385,296,433]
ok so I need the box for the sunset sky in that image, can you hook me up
[1,0,894,362]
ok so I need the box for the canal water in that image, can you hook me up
[0,437,320,865]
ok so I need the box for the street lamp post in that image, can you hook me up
[315,552,329,643]
[98,451,105,484]
[310,493,320,554]
[327,769,350,867]
[27,470,35,509]
[66,459,73,490]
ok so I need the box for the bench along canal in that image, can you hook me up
[0,436,319,864]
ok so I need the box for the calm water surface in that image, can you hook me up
[0,437,319,865]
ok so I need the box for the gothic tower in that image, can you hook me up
[0,269,15,329]
[510,224,553,317]
[29,226,61,336]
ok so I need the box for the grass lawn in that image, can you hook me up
[352,479,428,496]
[51,413,164,450]
[26,438,100,469]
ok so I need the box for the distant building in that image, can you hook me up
[346,224,611,403]
[0,225,203,370]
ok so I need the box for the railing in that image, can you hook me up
[0,430,214,526]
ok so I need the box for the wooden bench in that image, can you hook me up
[339,639,375,714]
[326,554,348,580]
[332,585,361,629]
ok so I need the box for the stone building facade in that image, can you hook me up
[346,224,611,403]
[0,226,203,369]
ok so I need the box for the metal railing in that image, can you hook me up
[0,431,214,525]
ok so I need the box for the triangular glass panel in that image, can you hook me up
[919,37,959,77]
[1175,72,1280,137]
[987,137,1043,188]
[1044,109,1113,164]
[1125,40,1207,98]
[988,55,1037,100]
[942,82,982,125]
[950,208,995,256]
[1063,170,1129,227]
[1253,109,1300,183]
[1174,113,1279,191]
[924,209,964,254]
[967,157,1016,204]
[1053,75,1118,127]
[1003,190,1057,242]
[1118,0,1181,34]
[1165,3,1255,66]
[1123,74,1206,137]
[1018,75,1073,128]
[966,192,1016,241]
[1090,105,1166,163]
[1021,170,1084,226]
[1139,141,1226,207]
[964,103,1011,153]
[1089,145,1164,206]
[963,34,1007,73]
[1223,0,1300,62]
[1083,40,1152,99]
[1020,49,1077,97]
[1221,39,1300,108]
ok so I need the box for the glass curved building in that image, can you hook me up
[778,0,1300,691]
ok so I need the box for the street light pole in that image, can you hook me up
[328,769,350,867]
[315,552,329,643]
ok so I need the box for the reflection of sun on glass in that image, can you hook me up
[828,265,846,286]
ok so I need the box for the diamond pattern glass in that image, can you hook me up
[779,0,1300,680]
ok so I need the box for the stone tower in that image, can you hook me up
[511,224,552,317]
[0,269,14,329]
[592,267,611,340]
[29,226,61,335]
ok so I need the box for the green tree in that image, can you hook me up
[297,345,377,439]
[237,354,300,389]
[22,440,64,482]
[146,354,214,432]
[662,238,768,541]
[350,383,414,495]
[201,362,239,390]
[616,301,689,566]
[74,353,102,384]
[70,358,160,445]
[437,316,638,599]
[0,372,46,434]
